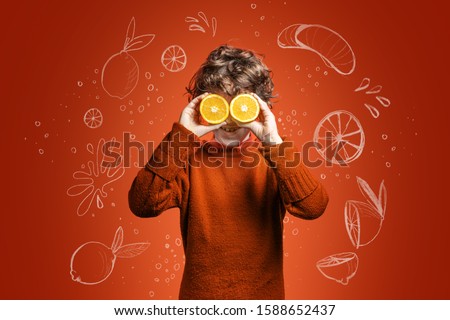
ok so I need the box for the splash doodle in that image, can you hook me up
[185,11,217,37]
[67,138,125,216]
[355,78,391,118]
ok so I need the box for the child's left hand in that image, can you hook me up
[237,93,283,145]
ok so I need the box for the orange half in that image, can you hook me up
[230,94,260,123]
[199,94,229,124]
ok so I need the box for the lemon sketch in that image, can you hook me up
[70,226,149,285]
[101,17,155,99]
[277,23,356,75]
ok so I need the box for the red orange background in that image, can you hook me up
[2,0,449,299]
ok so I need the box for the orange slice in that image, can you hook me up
[199,94,229,124]
[230,94,260,123]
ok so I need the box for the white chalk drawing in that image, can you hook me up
[185,11,217,37]
[161,45,187,72]
[70,226,149,285]
[345,177,387,249]
[366,85,382,95]
[355,78,391,117]
[101,17,155,99]
[313,110,365,165]
[376,96,391,107]
[83,108,103,128]
[277,24,356,75]
[363,103,380,119]
[67,138,125,216]
[354,78,370,92]
[316,252,359,285]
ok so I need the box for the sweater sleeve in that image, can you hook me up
[258,140,329,220]
[128,122,199,217]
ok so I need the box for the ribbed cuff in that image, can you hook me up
[146,122,200,181]
[259,140,319,202]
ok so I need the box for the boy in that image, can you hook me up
[128,45,328,299]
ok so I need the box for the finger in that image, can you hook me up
[251,93,270,111]
[187,92,209,110]
[251,93,274,119]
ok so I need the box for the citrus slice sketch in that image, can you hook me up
[345,177,387,249]
[83,108,103,129]
[199,94,229,124]
[345,200,384,249]
[230,94,260,123]
[313,110,365,165]
[316,252,359,285]
[277,24,356,75]
[161,45,187,72]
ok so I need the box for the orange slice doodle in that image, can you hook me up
[316,252,359,285]
[161,45,187,72]
[278,24,356,75]
[313,110,365,165]
[83,108,103,129]
[345,177,387,248]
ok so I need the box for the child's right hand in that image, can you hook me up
[179,93,226,137]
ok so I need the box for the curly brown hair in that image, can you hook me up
[186,45,275,106]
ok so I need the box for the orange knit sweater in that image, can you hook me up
[129,123,328,299]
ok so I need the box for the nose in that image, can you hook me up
[225,114,237,125]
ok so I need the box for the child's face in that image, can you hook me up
[211,92,252,146]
